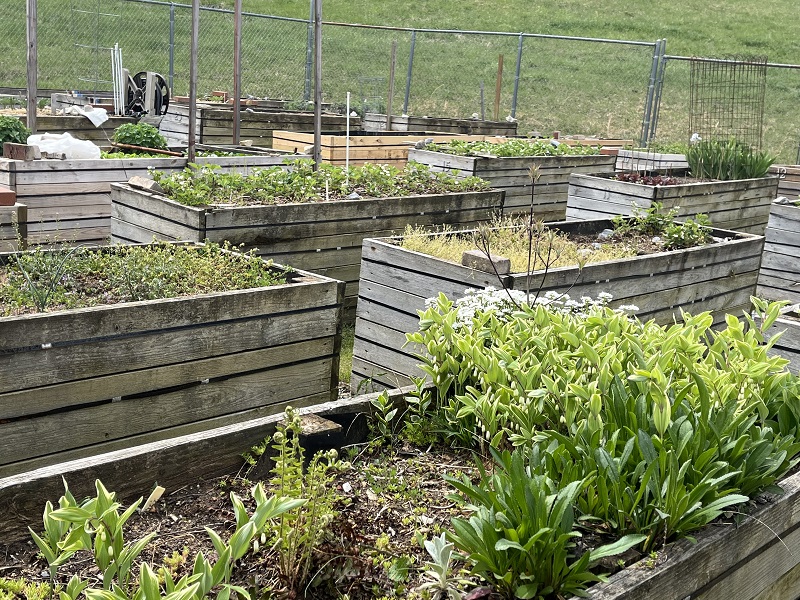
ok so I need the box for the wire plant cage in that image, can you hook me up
[689,55,768,149]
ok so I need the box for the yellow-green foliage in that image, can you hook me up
[398,219,637,273]
[0,578,51,600]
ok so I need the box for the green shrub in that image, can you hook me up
[112,122,168,150]
[686,139,775,180]
[408,293,800,551]
[447,448,644,599]
[0,115,31,146]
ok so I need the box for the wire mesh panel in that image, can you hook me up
[689,56,768,148]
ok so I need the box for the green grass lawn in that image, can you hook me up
[1,0,798,160]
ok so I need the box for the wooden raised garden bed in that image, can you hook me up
[110,183,505,322]
[362,112,518,136]
[272,131,490,167]
[0,153,305,246]
[770,165,800,201]
[156,103,356,147]
[757,199,800,304]
[351,220,763,390]
[615,148,688,172]
[408,148,616,219]
[566,172,779,235]
[0,245,345,479]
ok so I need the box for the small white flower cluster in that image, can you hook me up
[427,287,640,325]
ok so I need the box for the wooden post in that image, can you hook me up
[494,54,504,122]
[312,0,322,169]
[187,0,200,163]
[26,0,37,134]
[386,41,397,131]
[232,0,242,145]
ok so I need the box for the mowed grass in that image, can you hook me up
[1,0,798,160]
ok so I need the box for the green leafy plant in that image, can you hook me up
[686,138,775,180]
[0,115,31,146]
[446,448,645,599]
[409,293,800,555]
[113,123,168,150]
[263,406,350,595]
[612,202,711,249]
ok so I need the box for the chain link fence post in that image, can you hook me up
[402,30,416,115]
[168,2,175,92]
[511,33,523,119]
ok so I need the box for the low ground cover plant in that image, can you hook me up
[399,208,712,271]
[150,160,489,207]
[0,242,287,316]
[424,138,600,157]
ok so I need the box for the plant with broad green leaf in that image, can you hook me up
[407,292,800,555]
[113,123,168,150]
[29,478,303,600]
[0,115,31,146]
[446,448,645,599]
[415,533,470,600]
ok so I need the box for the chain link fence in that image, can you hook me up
[0,0,657,142]
[43,0,800,157]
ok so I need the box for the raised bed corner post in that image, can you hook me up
[511,33,524,119]
[26,0,37,134]
[402,30,416,115]
[640,39,661,147]
[232,0,242,145]
[187,0,200,163]
[312,0,322,170]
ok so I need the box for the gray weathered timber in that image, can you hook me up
[0,247,344,477]
[408,148,616,218]
[0,203,26,251]
[110,183,505,321]
[567,173,779,235]
[770,165,800,201]
[351,220,763,391]
[0,154,305,246]
[586,467,800,599]
[615,149,688,172]
[0,385,418,542]
[156,104,357,147]
[758,200,800,303]
[362,113,518,136]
